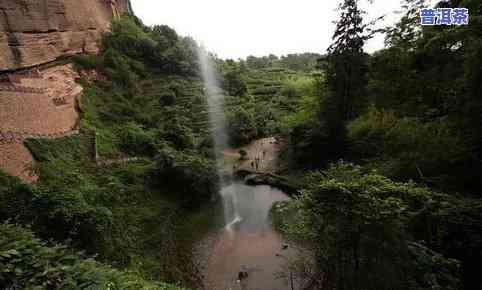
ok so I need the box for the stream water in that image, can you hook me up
[197,48,296,290]
[193,181,294,290]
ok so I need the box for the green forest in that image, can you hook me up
[1,0,481,289]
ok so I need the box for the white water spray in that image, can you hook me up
[197,47,241,232]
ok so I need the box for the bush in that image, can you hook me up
[0,223,188,290]
[280,76,313,98]
[160,90,177,106]
[159,122,196,151]
[101,17,198,77]
[0,167,115,256]
[347,106,471,189]
[274,161,464,290]
[153,149,219,205]
[72,55,101,70]
[226,107,258,146]
[117,122,158,156]
[222,70,247,97]
[0,171,37,224]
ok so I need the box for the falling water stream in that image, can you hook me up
[197,48,242,233]
[196,49,296,290]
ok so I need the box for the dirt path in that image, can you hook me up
[224,137,283,174]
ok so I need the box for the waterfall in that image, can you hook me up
[197,48,241,232]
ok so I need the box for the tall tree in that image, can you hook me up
[318,0,376,162]
[325,0,373,123]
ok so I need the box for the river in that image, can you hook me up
[196,48,296,289]
[192,179,296,290]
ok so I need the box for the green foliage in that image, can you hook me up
[8,132,207,287]
[0,171,37,224]
[2,139,117,256]
[25,136,82,163]
[153,148,219,205]
[117,122,159,156]
[280,76,313,99]
[160,89,177,106]
[362,0,482,195]
[0,18,218,289]
[249,1,482,289]
[280,74,323,131]
[347,107,473,189]
[326,0,371,120]
[72,54,100,70]
[281,0,375,168]
[78,17,199,91]
[226,105,258,145]
[219,61,318,146]
[103,48,143,89]
[275,162,465,290]
[159,121,196,151]
[0,223,188,290]
[280,94,318,131]
[222,69,247,97]
[244,53,324,72]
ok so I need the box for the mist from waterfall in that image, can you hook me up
[197,47,241,232]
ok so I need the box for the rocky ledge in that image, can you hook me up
[235,169,299,195]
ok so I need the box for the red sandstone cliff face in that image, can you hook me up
[0,64,83,182]
[0,0,132,71]
[0,0,132,181]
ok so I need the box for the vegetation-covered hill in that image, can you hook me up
[214,55,323,146]
[0,17,217,289]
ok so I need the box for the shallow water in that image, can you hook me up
[197,48,295,289]
[194,182,294,290]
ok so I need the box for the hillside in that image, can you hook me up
[0,17,214,289]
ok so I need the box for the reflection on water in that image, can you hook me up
[196,182,293,290]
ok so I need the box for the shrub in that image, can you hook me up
[153,149,219,205]
[160,90,177,106]
[0,223,188,290]
[117,122,158,156]
[347,106,471,189]
[280,76,313,98]
[274,161,463,290]
[72,55,101,70]
[226,107,258,146]
[0,171,37,223]
[222,70,247,97]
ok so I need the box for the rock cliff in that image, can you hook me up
[0,0,131,181]
[0,0,132,71]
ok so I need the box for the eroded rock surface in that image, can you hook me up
[0,64,83,181]
[0,0,132,71]
[0,0,131,182]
